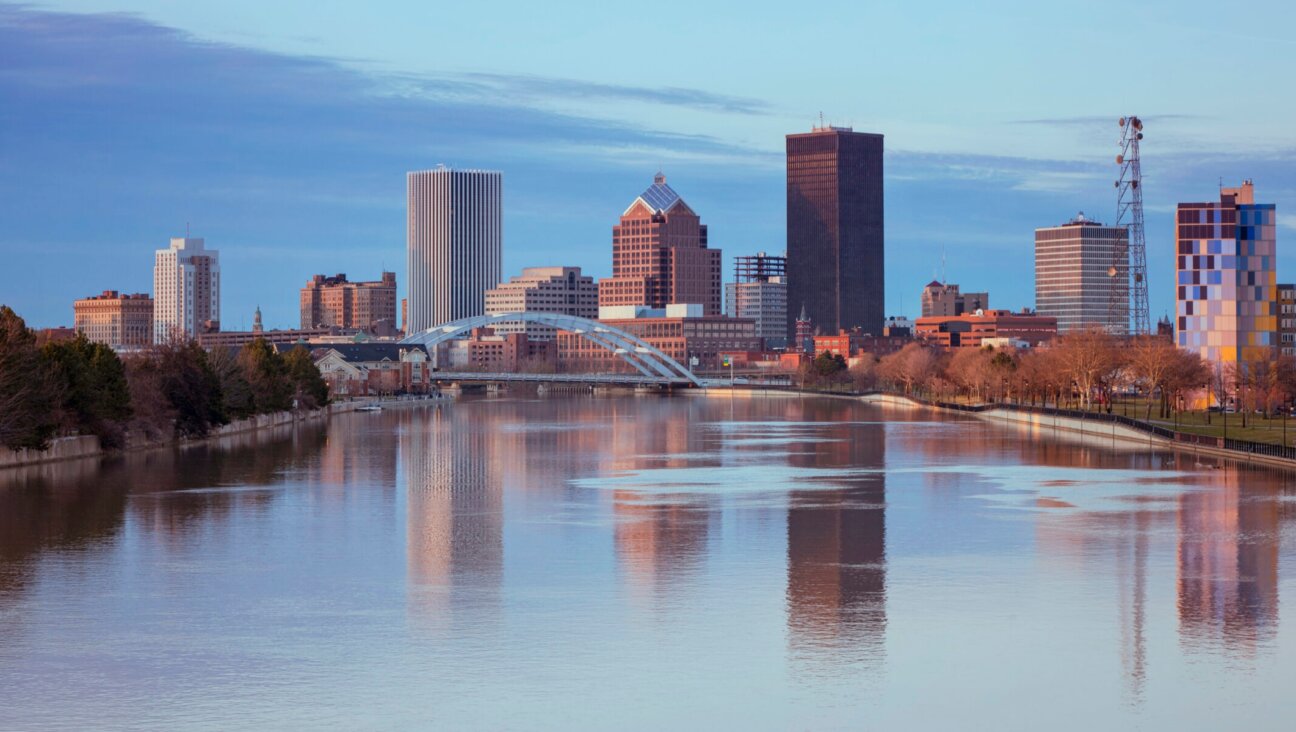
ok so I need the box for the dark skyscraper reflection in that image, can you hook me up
[784,399,887,667]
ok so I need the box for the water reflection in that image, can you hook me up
[6,396,1296,728]
[1177,465,1280,655]
[610,401,715,600]
[403,406,503,627]
[784,400,887,671]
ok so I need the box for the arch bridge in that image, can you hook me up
[400,313,705,387]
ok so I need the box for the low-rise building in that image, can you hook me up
[812,328,911,358]
[921,281,989,317]
[198,326,345,350]
[439,327,556,372]
[915,309,1057,350]
[73,291,154,350]
[557,304,759,373]
[310,343,432,397]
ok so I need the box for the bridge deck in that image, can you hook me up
[429,372,695,386]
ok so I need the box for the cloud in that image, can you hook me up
[393,71,774,116]
[1011,114,1207,127]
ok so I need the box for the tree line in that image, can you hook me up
[803,328,1295,423]
[0,306,329,451]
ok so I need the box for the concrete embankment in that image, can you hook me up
[0,402,364,470]
[857,393,1296,470]
[696,387,1296,470]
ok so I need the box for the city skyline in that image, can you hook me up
[4,2,1296,330]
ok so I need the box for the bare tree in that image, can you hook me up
[1127,336,1180,419]
[1053,328,1126,411]
[879,342,938,397]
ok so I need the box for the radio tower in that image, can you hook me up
[1116,116,1150,335]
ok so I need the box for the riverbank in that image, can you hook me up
[0,401,368,470]
[694,386,1296,470]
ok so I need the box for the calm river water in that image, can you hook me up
[2,395,1295,730]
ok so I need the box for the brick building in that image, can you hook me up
[598,173,721,315]
[310,343,432,397]
[557,305,758,373]
[73,291,154,349]
[300,272,398,332]
[915,309,1057,350]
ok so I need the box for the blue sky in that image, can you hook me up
[2,1,1295,328]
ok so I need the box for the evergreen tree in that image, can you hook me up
[42,333,133,447]
[237,338,292,413]
[158,342,226,437]
[283,345,329,409]
[0,306,57,450]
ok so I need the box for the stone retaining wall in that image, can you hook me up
[0,403,361,469]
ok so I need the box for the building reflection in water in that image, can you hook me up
[608,399,715,601]
[403,406,503,628]
[1177,463,1280,656]
[783,399,886,669]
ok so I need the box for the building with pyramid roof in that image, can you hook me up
[598,173,721,315]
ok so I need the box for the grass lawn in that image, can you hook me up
[1109,398,1296,447]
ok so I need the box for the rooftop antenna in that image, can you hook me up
[819,111,824,129]
[941,246,947,285]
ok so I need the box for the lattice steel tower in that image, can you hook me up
[1116,116,1150,335]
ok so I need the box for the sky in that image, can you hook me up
[3,0,1296,329]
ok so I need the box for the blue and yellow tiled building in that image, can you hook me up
[1176,181,1277,366]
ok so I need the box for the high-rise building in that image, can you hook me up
[484,266,598,341]
[153,236,219,343]
[1176,181,1277,365]
[725,252,788,349]
[300,272,398,331]
[406,167,502,334]
[920,281,989,317]
[73,290,154,349]
[1278,284,1296,357]
[598,173,721,315]
[786,126,884,338]
[1034,213,1129,335]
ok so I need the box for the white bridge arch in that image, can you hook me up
[400,312,704,387]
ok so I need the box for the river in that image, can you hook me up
[1,394,1294,729]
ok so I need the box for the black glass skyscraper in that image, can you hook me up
[786,127,884,338]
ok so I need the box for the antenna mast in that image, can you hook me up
[1116,115,1150,336]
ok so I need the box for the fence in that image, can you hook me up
[725,383,1296,462]
[902,394,1296,462]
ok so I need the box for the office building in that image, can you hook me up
[484,266,598,340]
[921,281,988,317]
[598,173,721,315]
[1176,182,1277,364]
[439,326,556,371]
[915,309,1058,350]
[1034,213,1128,335]
[786,126,884,338]
[1279,284,1295,357]
[725,252,788,349]
[300,272,398,332]
[558,304,758,372]
[153,236,219,343]
[407,166,502,334]
[73,290,153,349]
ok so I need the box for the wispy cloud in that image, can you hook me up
[391,72,774,116]
[1011,114,1207,127]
